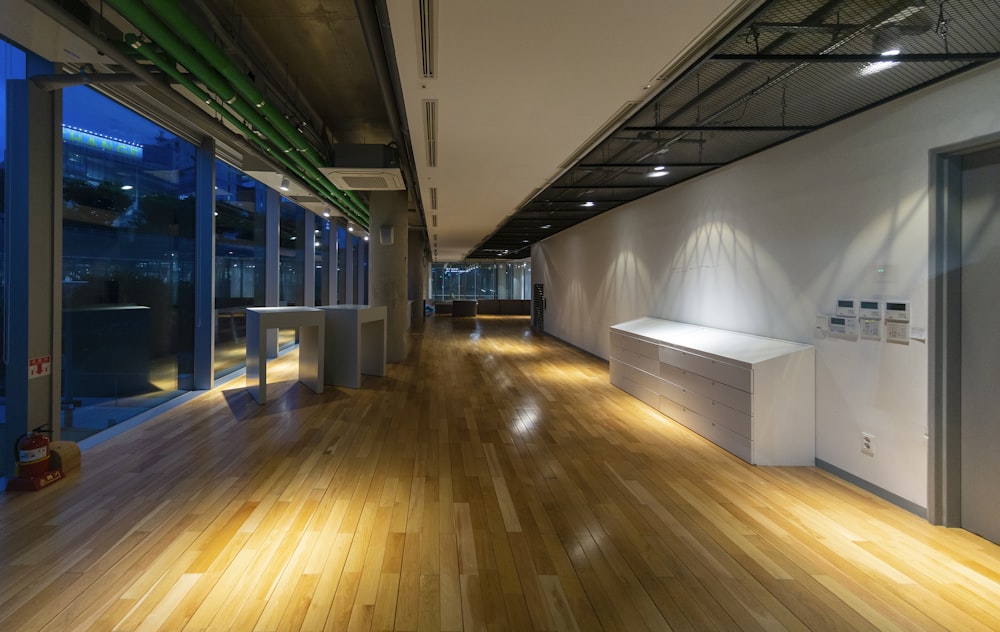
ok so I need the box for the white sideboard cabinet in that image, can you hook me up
[610,317,815,465]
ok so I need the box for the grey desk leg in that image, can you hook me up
[246,313,267,404]
[298,324,324,394]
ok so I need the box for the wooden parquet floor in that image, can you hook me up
[2,315,1000,631]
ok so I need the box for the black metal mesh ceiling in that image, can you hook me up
[471,0,1000,259]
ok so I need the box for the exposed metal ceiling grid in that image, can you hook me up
[471,0,1000,259]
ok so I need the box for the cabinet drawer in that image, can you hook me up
[610,331,629,354]
[658,345,751,392]
[657,396,752,463]
[610,347,658,375]
[659,363,752,414]
[656,378,751,439]
[612,358,659,391]
[614,333,659,360]
[611,360,659,409]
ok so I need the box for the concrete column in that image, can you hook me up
[303,211,316,306]
[320,217,337,306]
[193,138,215,389]
[407,227,429,330]
[264,187,280,357]
[345,232,356,303]
[368,191,408,362]
[4,73,61,476]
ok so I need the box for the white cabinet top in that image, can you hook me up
[611,317,812,367]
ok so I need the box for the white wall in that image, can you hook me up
[532,62,1000,509]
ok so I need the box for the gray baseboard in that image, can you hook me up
[816,458,927,519]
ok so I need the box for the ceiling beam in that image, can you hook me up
[624,125,815,132]
[710,53,1000,63]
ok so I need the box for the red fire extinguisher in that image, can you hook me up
[7,424,63,491]
[15,429,52,479]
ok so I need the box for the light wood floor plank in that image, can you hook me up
[2,316,1000,630]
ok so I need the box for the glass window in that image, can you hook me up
[0,41,27,448]
[315,217,329,304]
[278,198,305,348]
[61,86,196,441]
[279,198,305,307]
[430,261,531,302]
[214,160,267,379]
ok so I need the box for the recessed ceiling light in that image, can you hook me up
[649,168,669,178]
[120,184,133,190]
[522,239,529,243]
[582,201,595,207]
[364,235,369,241]
[541,224,552,229]
[348,226,354,232]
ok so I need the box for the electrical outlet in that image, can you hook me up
[862,432,875,457]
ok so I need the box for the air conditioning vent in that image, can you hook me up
[429,186,438,210]
[321,168,405,190]
[320,144,404,190]
[419,0,437,78]
[423,100,438,167]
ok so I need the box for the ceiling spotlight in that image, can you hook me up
[348,226,355,232]
[323,208,331,217]
[364,235,369,241]
[860,49,901,76]
[279,176,290,191]
[582,201,595,207]
[649,167,669,178]
[541,224,552,229]
[120,184,134,191]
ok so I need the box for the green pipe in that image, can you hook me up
[126,37,368,225]
[141,0,370,220]
[109,0,369,224]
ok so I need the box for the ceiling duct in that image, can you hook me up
[423,99,439,167]
[320,144,405,190]
[419,0,437,78]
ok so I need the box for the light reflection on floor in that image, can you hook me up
[59,329,297,442]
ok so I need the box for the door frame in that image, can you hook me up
[927,131,1000,526]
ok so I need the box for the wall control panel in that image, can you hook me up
[829,315,858,338]
[836,299,858,317]
[886,320,910,344]
[884,300,910,344]
[860,317,882,340]
[858,300,882,319]
[884,300,910,322]
[821,297,917,344]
